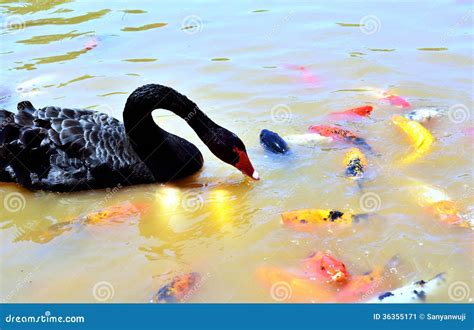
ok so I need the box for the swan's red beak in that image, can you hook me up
[233,147,259,180]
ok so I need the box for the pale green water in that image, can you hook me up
[0,1,473,303]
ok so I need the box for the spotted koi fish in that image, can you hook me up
[343,148,367,180]
[391,115,434,164]
[153,272,201,303]
[308,125,373,152]
[368,273,446,303]
[281,208,369,232]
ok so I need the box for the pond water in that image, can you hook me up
[0,1,472,303]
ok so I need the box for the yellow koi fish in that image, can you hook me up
[281,209,356,232]
[391,115,434,164]
[407,179,469,228]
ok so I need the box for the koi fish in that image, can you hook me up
[407,180,469,228]
[14,221,73,244]
[281,209,366,232]
[343,148,367,180]
[283,133,332,146]
[256,252,349,302]
[405,107,447,123]
[381,93,410,108]
[391,115,434,164]
[336,266,388,302]
[256,266,334,302]
[259,129,289,154]
[327,105,373,121]
[285,64,319,87]
[336,256,400,302]
[84,37,98,50]
[257,254,398,302]
[282,209,353,226]
[303,251,350,284]
[369,273,446,303]
[153,272,201,303]
[308,125,373,152]
[84,202,149,225]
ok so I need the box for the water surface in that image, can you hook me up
[0,1,472,302]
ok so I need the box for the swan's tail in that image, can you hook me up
[0,103,38,185]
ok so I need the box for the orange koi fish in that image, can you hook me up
[257,255,398,302]
[256,267,334,302]
[302,251,350,284]
[327,105,373,121]
[308,125,373,152]
[153,273,201,303]
[381,93,410,108]
[336,266,387,302]
[84,202,150,225]
[336,256,400,302]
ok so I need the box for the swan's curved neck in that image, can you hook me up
[123,84,217,153]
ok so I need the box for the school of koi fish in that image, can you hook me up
[7,77,472,303]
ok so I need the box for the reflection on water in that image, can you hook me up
[0,0,473,303]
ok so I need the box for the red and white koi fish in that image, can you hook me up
[283,133,333,147]
[308,125,373,152]
[327,105,373,121]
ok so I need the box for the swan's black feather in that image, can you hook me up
[0,102,155,191]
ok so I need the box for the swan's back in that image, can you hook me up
[0,101,153,191]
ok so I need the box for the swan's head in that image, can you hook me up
[208,128,259,180]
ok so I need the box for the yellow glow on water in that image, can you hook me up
[209,189,233,223]
[157,187,181,212]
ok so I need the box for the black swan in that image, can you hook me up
[0,84,259,192]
